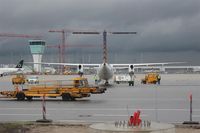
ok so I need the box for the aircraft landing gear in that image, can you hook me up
[105,81,109,86]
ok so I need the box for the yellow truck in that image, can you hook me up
[141,73,160,84]
[12,74,26,84]
[1,77,106,101]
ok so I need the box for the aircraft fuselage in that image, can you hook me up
[97,63,113,81]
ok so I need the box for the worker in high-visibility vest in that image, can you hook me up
[94,74,99,85]
[157,75,161,84]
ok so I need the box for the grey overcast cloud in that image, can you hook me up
[0,0,200,65]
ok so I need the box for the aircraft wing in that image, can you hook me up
[26,62,100,67]
[111,62,185,67]
[111,62,185,73]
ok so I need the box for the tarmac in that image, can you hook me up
[0,74,200,124]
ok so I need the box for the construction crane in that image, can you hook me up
[49,29,66,65]
[48,29,101,73]
[47,44,99,62]
[47,44,99,49]
[49,29,101,64]
[49,29,136,73]
[72,30,137,63]
[0,33,42,39]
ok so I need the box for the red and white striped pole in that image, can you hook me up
[189,93,192,122]
[183,93,199,124]
[42,94,46,120]
[36,94,52,123]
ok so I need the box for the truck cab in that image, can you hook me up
[73,77,88,87]
[12,74,26,84]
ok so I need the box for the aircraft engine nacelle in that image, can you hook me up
[77,64,84,76]
[129,65,134,76]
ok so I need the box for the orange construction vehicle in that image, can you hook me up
[12,74,26,84]
[141,73,160,84]
[0,77,106,101]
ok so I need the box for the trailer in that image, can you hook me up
[0,77,106,101]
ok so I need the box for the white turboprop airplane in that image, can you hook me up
[30,30,184,85]
[37,61,181,85]
[0,60,24,77]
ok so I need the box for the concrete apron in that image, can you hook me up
[90,122,175,133]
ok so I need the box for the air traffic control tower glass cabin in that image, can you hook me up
[29,40,45,73]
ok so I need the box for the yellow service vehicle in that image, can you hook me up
[12,74,26,84]
[141,73,160,84]
[0,77,106,101]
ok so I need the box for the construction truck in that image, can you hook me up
[0,77,106,101]
[141,73,160,84]
[12,74,26,84]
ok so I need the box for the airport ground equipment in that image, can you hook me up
[27,76,39,84]
[0,77,106,101]
[12,74,26,84]
[141,73,160,84]
[113,74,134,86]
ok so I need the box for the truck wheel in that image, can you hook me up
[62,93,70,101]
[16,92,25,101]
[26,96,33,101]
[70,97,75,101]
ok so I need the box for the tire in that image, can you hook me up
[70,96,75,101]
[62,93,70,101]
[16,92,25,101]
[26,96,33,101]
[62,93,75,101]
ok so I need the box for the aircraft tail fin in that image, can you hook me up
[15,60,24,68]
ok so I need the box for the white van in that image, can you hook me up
[27,76,39,84]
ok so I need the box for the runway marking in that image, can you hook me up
[0,107,200,111]
[0,113,49,116]
[92,114,147,117]
[93,98,200,101]
[192,115,200,118]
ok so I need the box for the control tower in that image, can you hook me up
[29,40,45,73]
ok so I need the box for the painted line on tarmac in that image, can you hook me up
[1,107,200,111]
[0,113,49,116]
[93,98,200,101]
[92,114,148,117]
[192,115,200,118]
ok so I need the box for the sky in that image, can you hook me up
[0,0,200,65]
